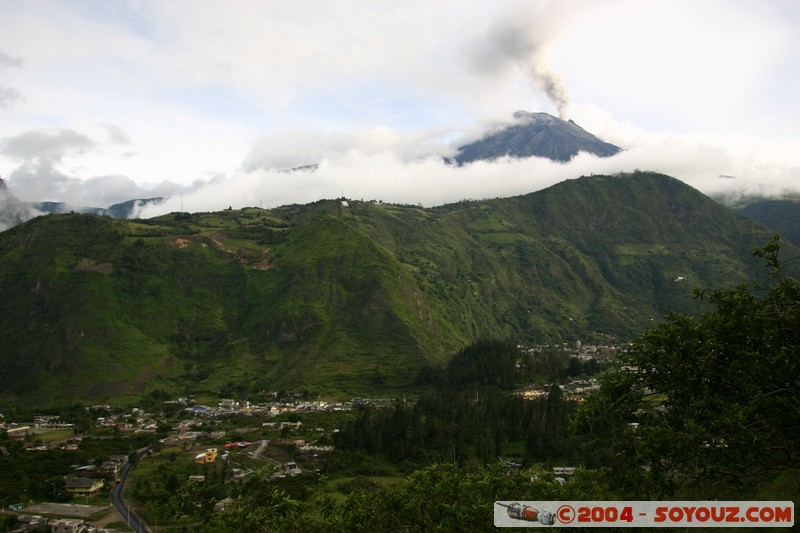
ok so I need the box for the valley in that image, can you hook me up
[1,171,798,530]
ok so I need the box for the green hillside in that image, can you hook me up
[734,198,800,247]
[0,172,788,407]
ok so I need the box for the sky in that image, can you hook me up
[1,0,799,217]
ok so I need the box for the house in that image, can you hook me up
[65,477,104,497]
[96,417,116,428]
[97,458,126,481]
[282,462,302,476]
[231,468,253,481]
[6,425,30,440]
[50,518,88,533]
[194,448,218,463]
[219,399,237,409]
[213,497,234,512]
[34,416,74,430]
[204,447,218,462]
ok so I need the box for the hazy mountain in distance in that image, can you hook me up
[30,197,164,219]
[452,111,621,165]
[104,197,165,218]
[0,184,165,230]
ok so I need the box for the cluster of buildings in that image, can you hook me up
[524,339,622,363]
[516,379,601,402]
[512,339,623,402]
[17,517,112,533]
[1,415,75,441]
[72,455,129,484]
[180,396,392,418]
[94,407,158,432]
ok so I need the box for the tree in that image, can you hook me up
[576,238,800,493]
[220,462,657,531]
[205,489,299,532]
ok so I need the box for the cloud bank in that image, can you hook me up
[0,127,187,207]
[2,111,799,221]
[137,121,800,218]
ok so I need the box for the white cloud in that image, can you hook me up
[0,127,189,205]
[553,0,796,135]
[139,120,800,219]
[98,123,132,145]
[1,129,94,161]
[0,86,23,109]
[0,52,23,69]
[243,126,456,171]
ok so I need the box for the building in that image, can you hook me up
[64,477,104,497]
[213,497,234,512]
[194,448,218,463]
[50,519,88,533]
[97,457,127,481]
[34,416,74,430]
[6,425,30,440]
[212,498,233,513]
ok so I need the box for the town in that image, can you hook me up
[0,341,616,532]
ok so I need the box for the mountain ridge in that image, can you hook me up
[0,171,790,407]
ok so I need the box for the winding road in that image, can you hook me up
[110,456,149,533]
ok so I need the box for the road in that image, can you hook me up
[253,439,280,465]
[111,459,148,533]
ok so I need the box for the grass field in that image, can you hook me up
[34,429,76,444]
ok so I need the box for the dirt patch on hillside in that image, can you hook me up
[88,380,131,398]
[131,365,159,394]
[253,257,273,270]
[74,258,114,274]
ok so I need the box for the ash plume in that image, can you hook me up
[529,64,570,120]
[468,5,572,119]
[0,51,24,109]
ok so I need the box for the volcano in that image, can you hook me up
[452,111,621,165]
